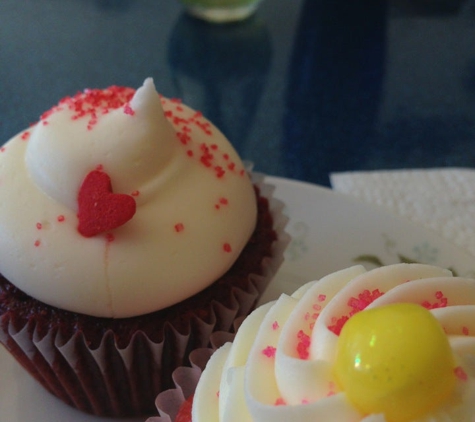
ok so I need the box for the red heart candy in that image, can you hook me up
[77,170,136,237]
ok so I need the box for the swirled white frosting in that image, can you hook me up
[193,264,475,422]
[0,78,257,318]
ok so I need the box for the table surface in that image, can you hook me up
[1,0,474,187]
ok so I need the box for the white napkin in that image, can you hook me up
[330,168,475,258]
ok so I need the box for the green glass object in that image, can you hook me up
[179,0,262,23]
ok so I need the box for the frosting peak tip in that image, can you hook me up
[130,77,160,111]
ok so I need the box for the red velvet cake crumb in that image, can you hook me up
[176,394,194,422]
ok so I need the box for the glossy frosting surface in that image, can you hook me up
[193,264,475,422]
[0,78,257,318]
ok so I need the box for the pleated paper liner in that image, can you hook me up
[147,331,237,422]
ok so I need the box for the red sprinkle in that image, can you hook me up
[36,223,42,230]
[34,240,41,247]
[454,366,468,381]
[296,330,311,360]
[272,321,279,330]
[21,131,30,140]
[421,290,448,310]
[39,85,135,130]
[57,215,65,222]
[131,190,140,197]
[328,289,384,335]
[175,223,185,233]
[262,346,276,358]
[215,166,226,178]
[223,243,232,253]
[274,398,286,406]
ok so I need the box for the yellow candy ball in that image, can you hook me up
[333,303,456,422]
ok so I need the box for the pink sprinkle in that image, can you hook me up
[454,366,468,381]
[272,321,279,330]
[131,190,140,197]
[219,197,228,205]
[36,222,42,230]
[186,150,194,157]
[223,243,232,253]
[328,289,384,335]
[312,303,321,311]
[262,346,276,358]
[123,103,135,116]
[57,215,65,222]
[215,166,225,178]
[421,290,448,310]
[0,146,5,152]
[274,398,286,406]
[328,315,350,336]
[34,240,41,247]
[296,330,311,360]
[175,223,184,233]
[318,294,326,302]
[21,131,30,140]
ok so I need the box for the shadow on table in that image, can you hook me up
[282,0,388,186]
[167,13,272,151]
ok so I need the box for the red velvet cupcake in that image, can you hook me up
[0,78,288,417]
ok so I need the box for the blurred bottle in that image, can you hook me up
[168,13,271,151]
[283,0,388,185]
[177,0,263,24]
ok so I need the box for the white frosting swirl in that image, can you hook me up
[0,78,257,318]
[193,264,475,422]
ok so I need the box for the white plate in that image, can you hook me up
[1,176,474,422]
